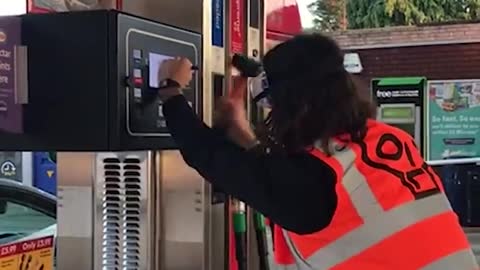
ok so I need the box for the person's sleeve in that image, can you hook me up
[163,95,338,234]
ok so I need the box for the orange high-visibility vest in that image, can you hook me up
[274,120,478,270]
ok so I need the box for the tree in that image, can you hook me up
[309,0,480,31]
[308,0,347,32]
[347,0,391,29]
[347,0,431,29]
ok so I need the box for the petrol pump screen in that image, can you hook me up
[381,106,414,120]
[380,106,416,136]
[149,52,173,88]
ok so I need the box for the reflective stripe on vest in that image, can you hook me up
[281,194,461,269]
[278,140,477,269]
[420,249,478,270]
[321,142,383,219]
[276,248,478,270]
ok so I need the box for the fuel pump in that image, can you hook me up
[372,77,426,151]
[0,8,214,270]
[0,0,276,268]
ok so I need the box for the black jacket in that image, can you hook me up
[163,95,337,234]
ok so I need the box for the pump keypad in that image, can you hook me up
[125,29,199,138]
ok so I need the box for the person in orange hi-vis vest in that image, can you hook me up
[157,34,478,270]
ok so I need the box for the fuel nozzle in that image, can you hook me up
[233,200,247,270]
[254,211,270,270]
[232,54,263,78]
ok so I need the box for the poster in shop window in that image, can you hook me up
[28,0,118,13]
[426,80,480,162]
[0,16,23,134]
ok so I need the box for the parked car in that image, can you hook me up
[0,178,56,267]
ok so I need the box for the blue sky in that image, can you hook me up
[297,0,315,28]
[0,0,27,15]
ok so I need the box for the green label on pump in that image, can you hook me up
[381,107,414,119]
[48,152,57,163]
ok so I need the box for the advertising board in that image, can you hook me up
[426,80,480,163]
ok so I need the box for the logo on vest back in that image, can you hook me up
[360,133,440,199]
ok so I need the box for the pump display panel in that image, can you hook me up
[122,23,199,139]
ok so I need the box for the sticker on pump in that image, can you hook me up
[148,53,173,88]
[29,0,118,13]
[0,31,6,43]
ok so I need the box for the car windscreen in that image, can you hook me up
[0,183,56,245]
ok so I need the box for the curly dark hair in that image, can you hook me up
[262,34,374,154]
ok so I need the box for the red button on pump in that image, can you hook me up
[134,77,143,86]
[133,68,143,86]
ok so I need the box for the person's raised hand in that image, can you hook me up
[215,77,258,149]
[158,57,193,101]
[215,77,247,124]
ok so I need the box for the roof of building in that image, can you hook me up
[329,21,480,50]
